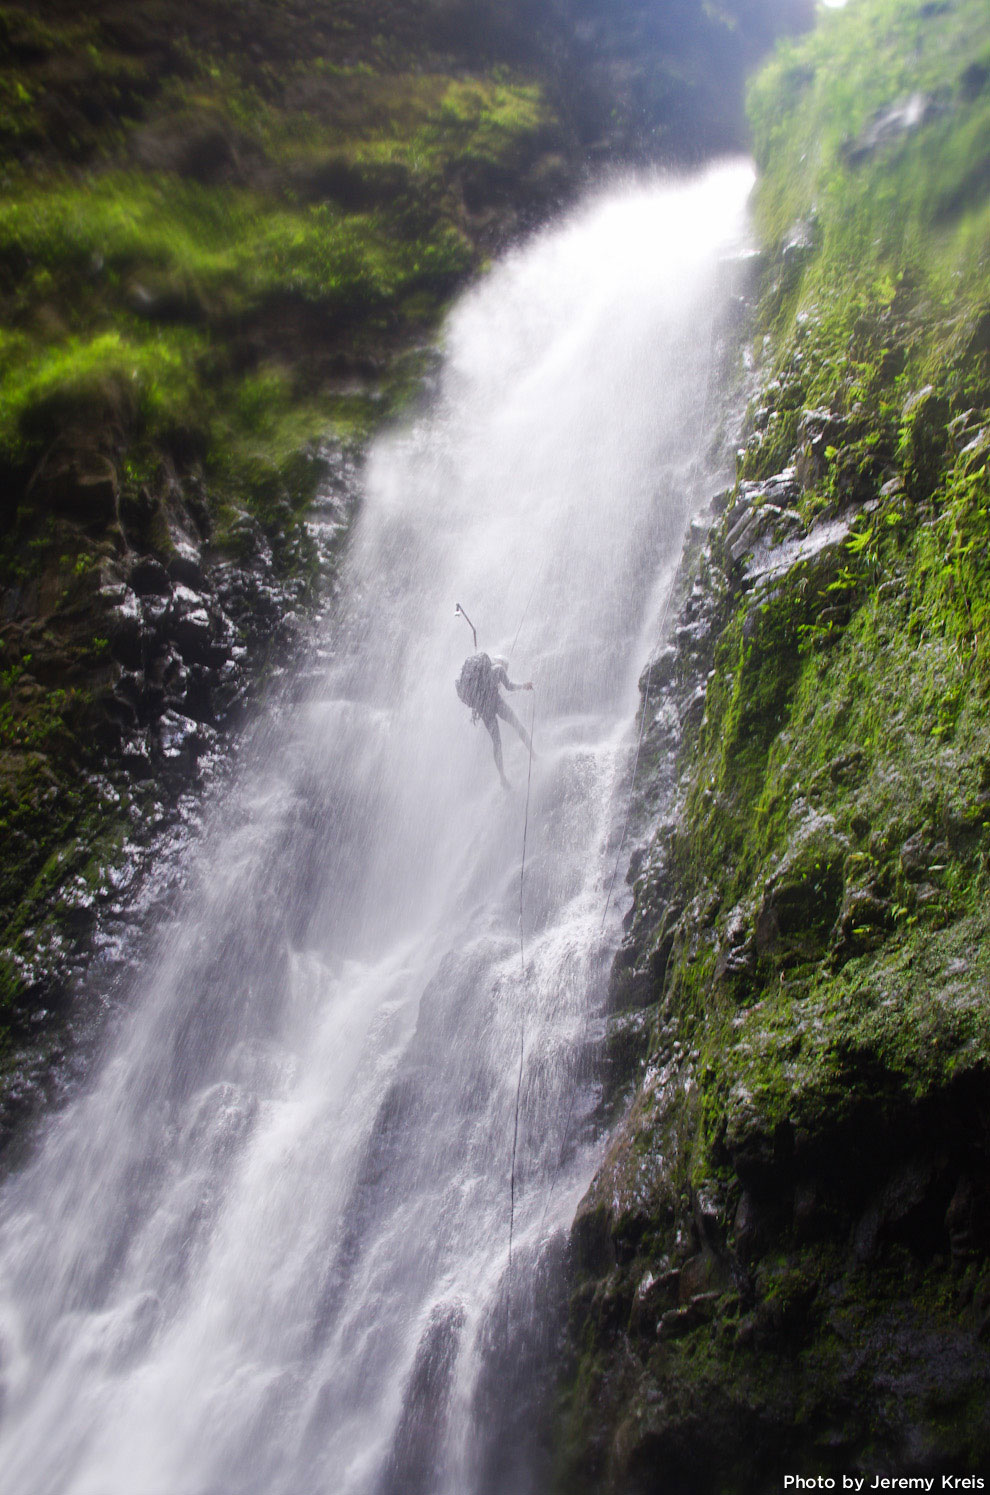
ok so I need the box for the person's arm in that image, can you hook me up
[500,669,533,692]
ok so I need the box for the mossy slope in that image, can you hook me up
[559,0,990,1487]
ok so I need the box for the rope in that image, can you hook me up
[509,564,545,662]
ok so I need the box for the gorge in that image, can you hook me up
[1,0,988,1491]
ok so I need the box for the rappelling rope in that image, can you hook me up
[508,562,546,663]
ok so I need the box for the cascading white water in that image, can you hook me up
[0,162,753,1495]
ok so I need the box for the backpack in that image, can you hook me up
[455,652,493,716]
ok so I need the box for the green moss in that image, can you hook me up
[562,4,990,1475]
[0,327,201,458]
[747,0,990,410]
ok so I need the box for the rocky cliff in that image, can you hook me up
[559,0,990,1487]
[0,0,809,1134]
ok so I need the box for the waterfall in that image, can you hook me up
[0,162,753,1495]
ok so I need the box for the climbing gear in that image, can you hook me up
[454,602,477,649]
[455,652,493,723]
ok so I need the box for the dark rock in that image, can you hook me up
[900,831,950,881]
[629,1267,680,1332]
[657,1305,700,1340]
[49,458,119,527]
[831,887,892,955]
[120,731,154,779]
[167,586,229,667]
[794,406,846,489]
[827,748,865,784]
[716,904,756,981]
[755,821,846,955]
[678,1251,730,1301]
[125,273,206,323]
[131,110,253,186]
[946,1175,990,1264]
[792,1178,845,1243]
[678,683,707,729]
[119,483,161,543]
[854,1153,952,1263]
[900,385,951,497]
[106,588,144,670]
[725,477,804,567]
[154,709,213,770]
[641,644,677,691]
[167,546,204,590]
[572,1203,616,1275]
[674,618,712,656]
[129,559,172,598]
[111,671,144,717]
[297,155,412,211]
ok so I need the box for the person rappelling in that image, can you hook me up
[456,651,535,790]
[453,605,534,790]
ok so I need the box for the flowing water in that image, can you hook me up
[0,163,753,1495]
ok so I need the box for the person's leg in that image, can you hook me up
[496,697,534,756]
[483,712,510,788]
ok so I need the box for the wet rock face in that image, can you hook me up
[559,475,990,1493]
[38,486,322,784]
[559,309,990,1484]
[102,560,235,759]
[0,440,358,1147]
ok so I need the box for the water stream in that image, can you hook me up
[0,162,753,1495]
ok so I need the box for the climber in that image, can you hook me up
[456,652,534,790]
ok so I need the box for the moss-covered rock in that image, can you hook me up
[560,0,990,1485]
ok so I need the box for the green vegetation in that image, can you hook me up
[0,66,546,481]
[561,0,990,1483]
[746,0,989,444]
[0,0,569,1037]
